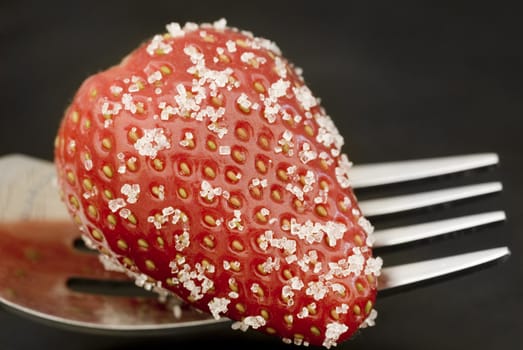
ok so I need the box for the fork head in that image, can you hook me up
[0,153,509,337]
[0,220,223,333]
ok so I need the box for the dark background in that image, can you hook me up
[1,1,522,349]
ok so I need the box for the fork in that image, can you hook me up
[0,152,510,334]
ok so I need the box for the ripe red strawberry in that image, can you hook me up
[54,18,382,348]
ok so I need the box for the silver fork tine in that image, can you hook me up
[0,153,501,222]
[350,152,499,189]
[373,210,506,247]
[0,154,505,235]
[359,181,502,217]
[378,247,510,291]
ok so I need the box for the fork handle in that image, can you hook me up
[0,153,70,222]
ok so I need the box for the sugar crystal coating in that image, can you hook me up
[54,18,382,348]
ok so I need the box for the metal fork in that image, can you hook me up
[0,153,510,334]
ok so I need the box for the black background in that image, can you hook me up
[1,1,522,349]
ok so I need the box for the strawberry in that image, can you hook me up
[54,18,382,348]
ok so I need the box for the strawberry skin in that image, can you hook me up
[54,18,382,347]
